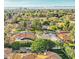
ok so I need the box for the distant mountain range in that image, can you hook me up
[5,6,75,9]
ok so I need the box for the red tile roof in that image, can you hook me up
[57,31,72,43]
[11,32,35,43]
[15,33,35,39]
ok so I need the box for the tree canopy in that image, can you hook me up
[31,39,56,53]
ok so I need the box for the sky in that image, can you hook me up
[4,0,75,7]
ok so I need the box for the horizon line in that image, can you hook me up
[4,6,75,9]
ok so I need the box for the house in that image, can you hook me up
[8,53,24,59]
[4,48,12,59]
[57,31,71,43]
[26,21,33,30]
[22,51,62,59]
[41,33,58,41]
[35,55,49,59]
[56,22,64,27]
[42,25,49,30]
[7,51,61,59]
[11,32,36,43]
[44,51,62,59]
[22,53,36,59]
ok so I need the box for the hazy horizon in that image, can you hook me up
[5,0,75,8]
[4,6,75,10]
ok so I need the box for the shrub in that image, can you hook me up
[11,41,32,50]
[31,39,56,53]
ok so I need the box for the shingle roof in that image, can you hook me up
[57,31,71,43]
[23,51,62,59]
[4,48,12,59]
[11,32,35,43]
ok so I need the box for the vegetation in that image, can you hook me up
[31,39,56,53]
[4,42,32,50]
[54,41,75,59]
[64,20,70,31]
[4,8,75,59]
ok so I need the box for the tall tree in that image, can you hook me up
[64,20,70,31]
